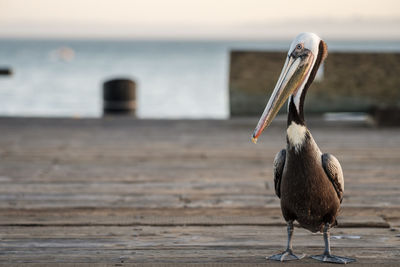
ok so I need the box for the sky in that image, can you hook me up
[0,0,399,39]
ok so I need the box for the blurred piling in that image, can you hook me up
[0,67,12,76]
[103,78,136,116]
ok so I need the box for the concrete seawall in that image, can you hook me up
[229,51,400,116]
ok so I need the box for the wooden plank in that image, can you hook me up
[0,194,398,209]
[0,206,397,220]
[4,225,394,248]
[0,247,398,265]
[0,226,397,264]
[0,214,388,228]
[0,191,398,209]
[1,181,399,198]
[0,118,398,264]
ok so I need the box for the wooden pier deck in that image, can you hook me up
[0,117,399,266]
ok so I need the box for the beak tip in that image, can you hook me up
[251,135,258,144]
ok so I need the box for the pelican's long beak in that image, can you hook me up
[251,52,314,143]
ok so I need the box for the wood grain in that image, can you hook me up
[0,117,398,265]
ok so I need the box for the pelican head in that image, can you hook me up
[252,32,327,143]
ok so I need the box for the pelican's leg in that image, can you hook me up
[267,220,305,261]
[311,223,356,264]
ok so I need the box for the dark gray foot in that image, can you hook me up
[268,249,305,261]
[311,254,356,264]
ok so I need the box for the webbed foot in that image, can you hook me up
[268,249,305,261]
[311,253,356,264]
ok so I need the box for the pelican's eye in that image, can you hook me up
[296,43,303,50]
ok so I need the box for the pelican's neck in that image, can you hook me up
[286,39,327,128]
[286,95,307,152]
[287,95,305,126]
[285,39,327,152]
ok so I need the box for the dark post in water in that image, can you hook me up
[103,79,136,116]
[0,68,12,76]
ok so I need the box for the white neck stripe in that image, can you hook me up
[287,122,307,152]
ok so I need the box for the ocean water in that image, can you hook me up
[0,39,399,119]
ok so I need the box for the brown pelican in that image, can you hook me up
[251,33,355,264]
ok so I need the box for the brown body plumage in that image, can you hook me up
[280,130,340,233]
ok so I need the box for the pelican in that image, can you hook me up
[251,33,355,264]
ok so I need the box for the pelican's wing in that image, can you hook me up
[322,153,344,203]
[273,149,286,198]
